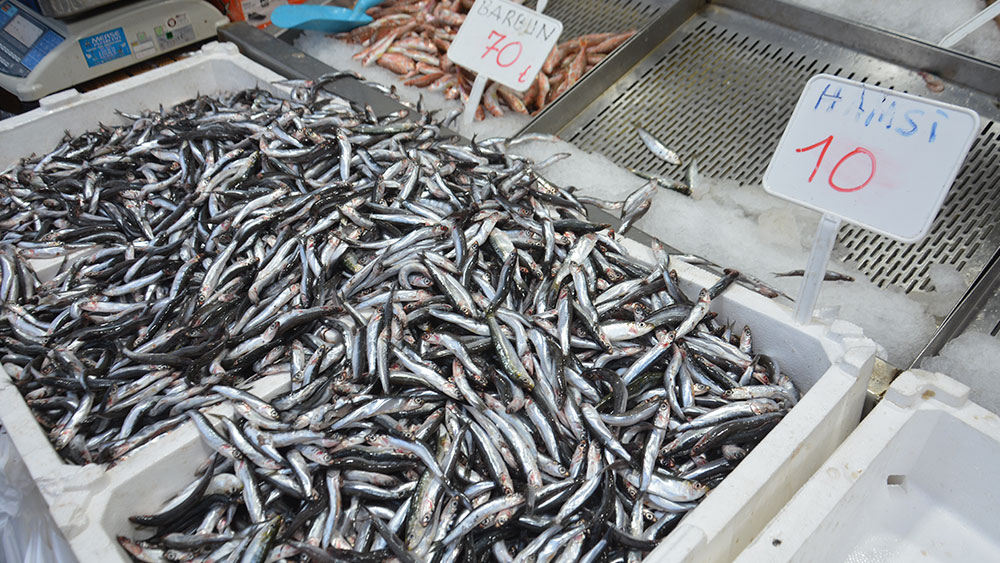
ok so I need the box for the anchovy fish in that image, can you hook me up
[0,81,799,562]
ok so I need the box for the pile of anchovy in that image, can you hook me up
[0,80,798,562]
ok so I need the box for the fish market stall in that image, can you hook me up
[0,35,878,563]
[203,1,1000,560]
[0,0,999,561]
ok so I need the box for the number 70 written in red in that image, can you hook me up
[482,30,534,83]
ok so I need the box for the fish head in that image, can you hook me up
[634,321,656,335]
[688,480,709,498]
[116,537,145,557]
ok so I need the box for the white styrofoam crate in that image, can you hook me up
[623,241,878,563]
[736,369,1000,563]
[1,244,878,563]
[0,44,878,563]
[0,42,294,563]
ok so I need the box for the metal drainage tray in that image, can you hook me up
[521,0,1000,367]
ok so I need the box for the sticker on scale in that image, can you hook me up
[131,29,156,60]
[154,12,195,51]
[448,0,562,92]
[79,28,131,67]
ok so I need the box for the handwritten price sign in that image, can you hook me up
[764,74,979,241]
[448,0,562,92]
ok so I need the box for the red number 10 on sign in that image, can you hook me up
[795,135,876,193]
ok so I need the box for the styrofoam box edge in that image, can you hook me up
[734,369,1000,563]
[0,42,286,169]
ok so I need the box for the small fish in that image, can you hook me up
[328,2,635,118]
[635,125,682,165]
[773,269,855,282]
[628,167,691,196]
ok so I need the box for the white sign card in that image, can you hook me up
[447,0,562,92]
[763,74,980,242]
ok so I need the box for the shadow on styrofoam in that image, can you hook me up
[738,369,1000,563]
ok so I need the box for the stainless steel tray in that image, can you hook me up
[521,0,663,38]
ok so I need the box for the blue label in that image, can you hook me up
[79,27,130,68]
[22,30,61,71]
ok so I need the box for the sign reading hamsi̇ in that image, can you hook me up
[765,74,979,243]
[764,73,979,324]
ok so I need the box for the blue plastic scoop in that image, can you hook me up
[271,0,386,33]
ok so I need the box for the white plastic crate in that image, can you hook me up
[0,45,878,563]
[736,368,1000,563]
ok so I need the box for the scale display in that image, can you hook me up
[0,0,227,102]
[0,2,62,77]
[7,14,44,46]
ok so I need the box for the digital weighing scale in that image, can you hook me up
[0,0,228,102]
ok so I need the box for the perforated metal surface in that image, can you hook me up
[840,122,1000,291]
[559,7,1000,294]
[523,0,662,39]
